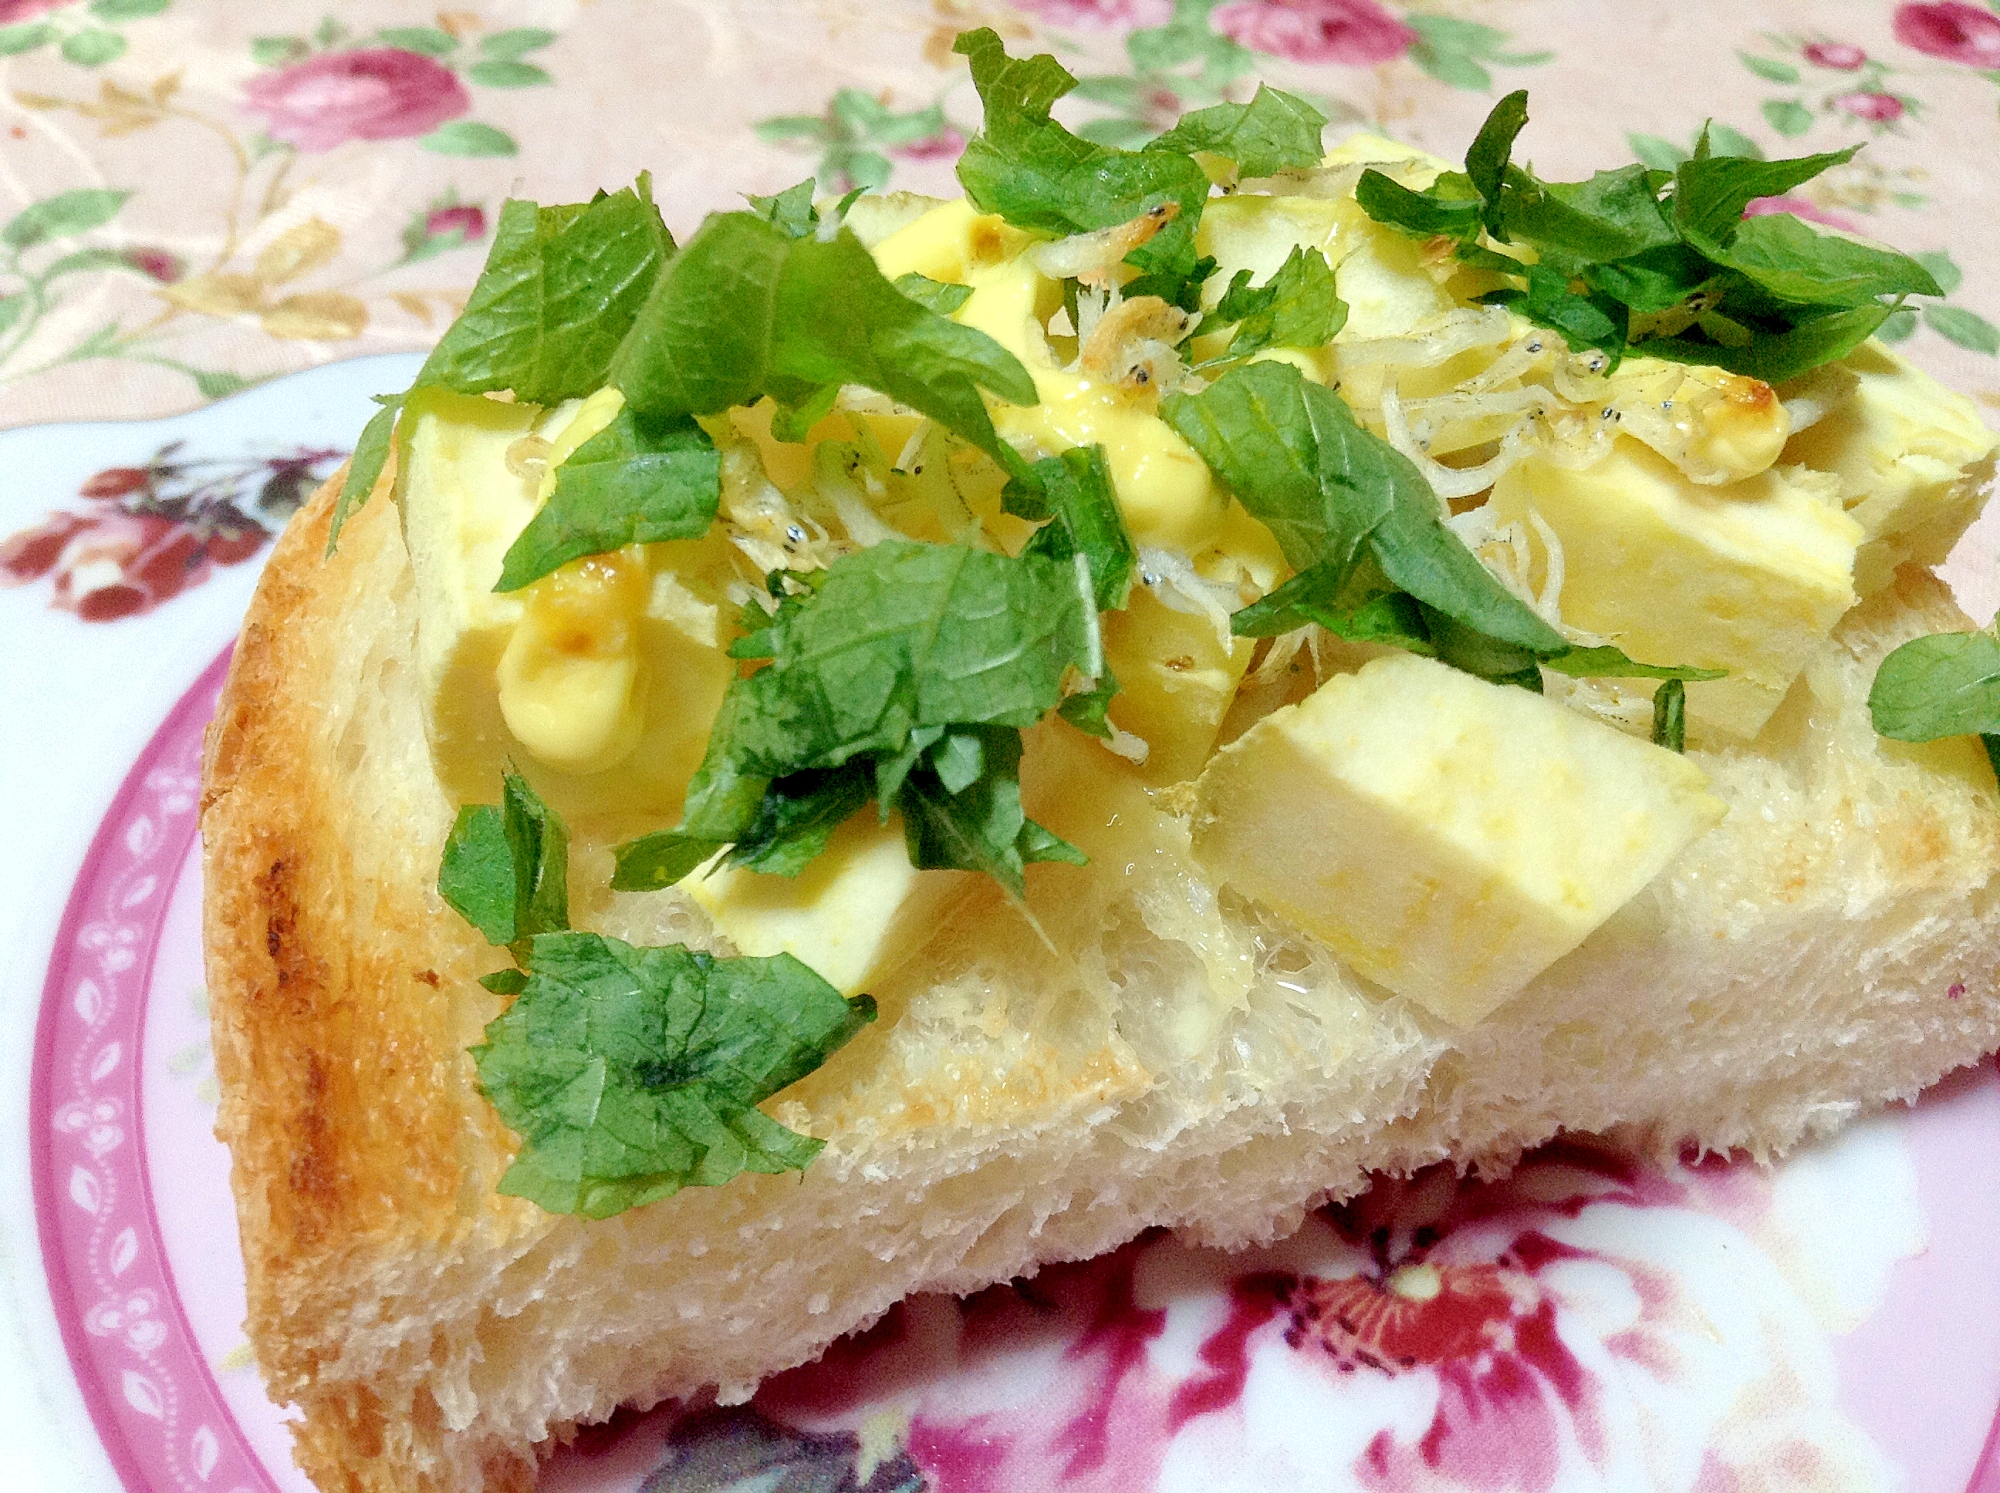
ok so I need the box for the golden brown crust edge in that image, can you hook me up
[201,470,529,1493]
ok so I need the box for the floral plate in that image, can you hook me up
[13,361,2000,1493]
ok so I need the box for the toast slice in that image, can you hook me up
[203,458,2000,1493]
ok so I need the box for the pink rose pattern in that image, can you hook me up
[422,202,486,242]
[893,126,967,163]
[244,47,469,152]
[1836,88,1906,120]
[232,21,551,160]
[1803,40,1868,69]
[1744,194,1862,232]
[1212,0,1417,66]
[0,17,540,409]
[1740,29,1918,137]
[400,192,492,264]
[1722,4,2000,370]
[120,247,183,284]
[0,443,342,622]
[1895,1,2000,66]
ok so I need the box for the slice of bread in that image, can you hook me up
[202,461,2000,1493]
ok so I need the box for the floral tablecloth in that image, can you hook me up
[4,0,2000,618]
[5,3,2000,1491]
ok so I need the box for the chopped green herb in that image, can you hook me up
[1869,630,2000,743]
[493,407,720,591]
[612,211,1039,491]
[1635,303,1893,384]
[1503,165,1680,277]
[1056,662,1120,740]
[1357,98,1941,380]
[898,725,1087,886]
[1228,559,1382,639]
[726,766,876,877]
[1424,608,1546,691]
[894,271,975,316]
[1484,262,1627,361]
[610,831,727,893]
[472,932,874,1217]
[1322,589,1435,651]
[1162,360,1565,659]
[438,800,517,947]
[328,396,404,549]
[746,177,820,239]
[1019,444,1137,611]
[1670,137,1859,247]
[1541,647,1725,682]
[1464,88,1529,240]
[953,28,1210,294]
[1147,85,1329,180]
[615,540,1100,898]
[1353,168,1482,240]
[1204,244,1347,363]
[330,178,675,546]
[438,768,570,962]
[1652,677,1687,752]
[1160,362,1729,690]
[770,383,841,443]
[1160,359,1387,585]
[1698,210,1939,310]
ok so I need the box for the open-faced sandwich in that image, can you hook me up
[201,31,2000,1492]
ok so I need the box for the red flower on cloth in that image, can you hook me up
[122,248,183,284]
[1012,0,1174,26]
[1744,194,1861,231]
[244,47,470,153]
[894,127,966,162]
[0,0,63,21]
[1894,2,2000,67]
[1834,90,1906,121]
[1212,0,1417,66]
[1803,41,1868,69]
[424,203,487,243]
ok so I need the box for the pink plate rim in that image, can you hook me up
[30,644,278,1493]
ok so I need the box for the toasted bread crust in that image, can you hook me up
[204,472,535,1492]
[204,462,2000,1493]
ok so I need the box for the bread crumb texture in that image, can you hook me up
[203,471,2000,1492]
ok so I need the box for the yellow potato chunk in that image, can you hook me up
[953,255,1227,554]
[1193,653,1725,1025]
[1488,436,1860,743]
[1196,190,1455,356]
[1101,589,1254,785]
[397,386,735,822]
[686,815,952,995]
[1784,341,1999,597]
